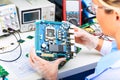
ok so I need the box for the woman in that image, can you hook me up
[29,0,120,80]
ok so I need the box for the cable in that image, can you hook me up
[0,33,20,54]
[0,44,22,62]
[0,32,22,62]
[14,30,21,39]
[86,6,96,15]
[0,28,22,54]
[8,27,21,39]
[84,16,96,22]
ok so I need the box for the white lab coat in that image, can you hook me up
[86,41,120,80]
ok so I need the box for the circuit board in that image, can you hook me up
[0,65,9,78]
[35,20,77,68]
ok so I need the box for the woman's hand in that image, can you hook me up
[74,27,99,49]
[29,47,66,80]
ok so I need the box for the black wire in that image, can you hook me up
[0,44,22,62]
[15,30,21,39]
[86,6,96,15]
[0,43,20,54]
[0,33,20,54]
[7,27,21,39]
[0,32,22,62]
[84,16,96,22]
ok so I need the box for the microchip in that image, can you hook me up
[49,45,64,52]
[27,35,34,39]
[17,39,25,43]
[47,29,55,37]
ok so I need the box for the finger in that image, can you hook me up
[74,31,82,37]
[29,56,44,70]
[30,47,48,62]
[29,47,37,57]
[29,48,36,64]
[29,47,51,65]
[54,58,66,66]
[30,53,49,65]
[29,47,41,61]
[29,56,36,68]
[29,47,37,61]
[29,58,37,69]
[74,27,79,32]
[29,48,35,63]
[29,47,42,65]
[33,54,49,64]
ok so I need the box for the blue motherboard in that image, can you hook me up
[35,20,78,67]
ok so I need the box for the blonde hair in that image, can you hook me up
[99,0,120,13]
[103,0,120,7]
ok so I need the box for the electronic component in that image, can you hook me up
[17,39,25,43]
[82,0,96,23]
[35,20,77,68]
[9,0,55,32]
[45,26,56,41]
[63,0,82,26]
[0,4,19,36]
[0,65,9,79]
[27,35,34,39]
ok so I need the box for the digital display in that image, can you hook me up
[23,11,39,23]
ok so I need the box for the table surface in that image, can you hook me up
[0,31,102,80]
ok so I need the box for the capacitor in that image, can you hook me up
[71,45,75,52]
[73,53,77,57]
[70,24,76,29]
[41,43,47,48]
[70,39,75,44]
[68,29,74,33]
[70,34,74,40]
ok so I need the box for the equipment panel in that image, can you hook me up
[10,0,55,32]
[0,4,19,36]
